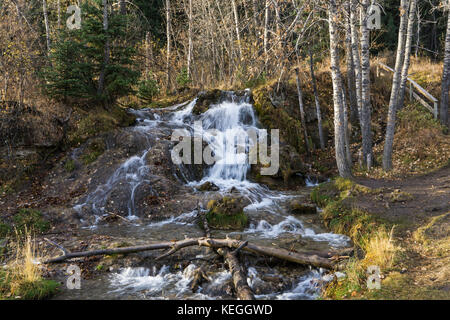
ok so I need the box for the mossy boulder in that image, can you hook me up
[81,138,106,165]
[289,200,317,215]
[192,90,250,115]
[205,196,249,230]
[68,106,136,147]
[192,89,223,115]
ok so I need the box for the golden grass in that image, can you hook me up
[362,227,397,269]
[0,229,59,300]
[7,231,42,294]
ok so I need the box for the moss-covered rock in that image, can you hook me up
[289,200,317,215]
[81,138,106,165]
[68,106,136,147]
[205,196,249,230]
[192,89,223,115]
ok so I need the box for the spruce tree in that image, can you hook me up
[41,0,139,106]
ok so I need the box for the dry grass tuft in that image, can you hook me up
[0,229,59,299]
[362,227,397,269]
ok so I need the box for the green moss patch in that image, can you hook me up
[0,271,59,300]
[205,197,249,230]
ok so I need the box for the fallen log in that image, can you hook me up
[43,237,334,269]
[217,241,254,300]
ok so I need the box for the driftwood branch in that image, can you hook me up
[43,237,335,269]
[44,238,67,255]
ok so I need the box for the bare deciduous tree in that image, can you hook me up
[329,0,352,178]
[383,0,409,171]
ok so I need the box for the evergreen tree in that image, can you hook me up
[41,0,139,106]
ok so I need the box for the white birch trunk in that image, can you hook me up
[329,0,352,178]
[382,0,409,171]
[440,5,450,128]
[360,0,373,169]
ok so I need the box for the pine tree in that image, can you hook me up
[41,0,139,106]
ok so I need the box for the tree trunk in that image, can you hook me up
[217,247,255,300]
[119,0,126,15]
[166,0,171,91]
[44,237,336,269]
[360,0,373,169]
[345,1,358,126]
[295,68,310,154]
[382,0,409,171]
[57,0,61,29]
[252,0,259,37]
[440,6,450,129]
[42,0,51,54]
[187,0,193,78]
[97,0,110,97]
[329,0,352,178]
[350,0,362,122]
[145,32,152,78]
[264,0,269,69]
[231,0,242,61]
[309,49,325,149]
[398,0,417,109]
[341,88,352,167]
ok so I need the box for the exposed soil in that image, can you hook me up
[353,165,450,299]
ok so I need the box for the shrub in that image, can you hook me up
[13,209,50,234]
[176,67,191,88]
[138,76,159,103]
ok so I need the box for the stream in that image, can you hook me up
[56,91,351,300]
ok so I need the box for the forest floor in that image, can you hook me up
[342,165,450,299]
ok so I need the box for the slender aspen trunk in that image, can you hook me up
[187,0,193,78]
[382,0,409,171]
[341,88,352,167]
[345,1,358,126]
[145,32,152,79]
[350,0,362,122]
[360,0,373,169]
[42,0,51,54]
[415,6,420,58]
[398,0,417,109]
[329,0,352,178]
[57,0,61,29]
[309,49,325,149]
[98,0,110,97]
[264,0,269,69]
[231,0,242,61]
[440,6,450,128]
[252,0,259,37]
[166,0,171,91]
[294,68,310,154]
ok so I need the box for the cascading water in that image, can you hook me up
[66,91,351,300]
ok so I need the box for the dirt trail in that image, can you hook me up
[354,166,450,299]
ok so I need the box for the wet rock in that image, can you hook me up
[278,143,306,182]
[289,200,317,215]
[196,181,220,192]
[192,89,223,115]
[192,90,252,115]
[205,196,249,230]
